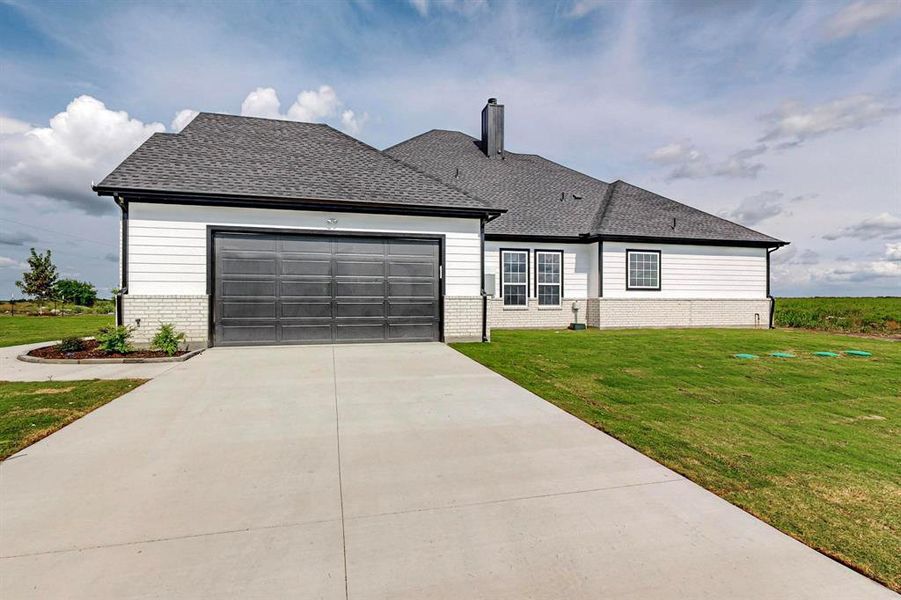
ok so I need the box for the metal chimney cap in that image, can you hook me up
[487,98,497,104]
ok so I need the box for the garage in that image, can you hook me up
[212,230,442,346]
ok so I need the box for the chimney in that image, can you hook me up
[481,98,504,158]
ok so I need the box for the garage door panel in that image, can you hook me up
[280,324,333,343]
[335,260,384,277]
[280,301,332,319]
[214,232,440,345]
[335,301,386,318]
[388,281,436,297]
[336,280,385,297]
[221,301,277,319]
[281,258,331,276]
[388,261,435,278]
[280,280,331,297]
[388,240,437,256]
[221,280,277,297]
[220,258,277,275]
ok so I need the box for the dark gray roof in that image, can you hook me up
[386,129,784,245]
[97,113,494,213]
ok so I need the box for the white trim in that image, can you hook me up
[535,250,562,307]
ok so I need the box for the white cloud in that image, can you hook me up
[0,230,38,246]
[240,87,283,119]
[0,116,31,136]
[0,95,165,215]
[171,109,199,132]
[723,190,787,226]
[0,256,26,269]
[760,94,899,146]
[823,212,901,240]
[648,141,765,180]
[819,259,900,282]
[239,86,367,134]
[565,0,606,18]
[409,0,429,16]
[885,242,901,261]
[823,1,901,39]
[340,109,369,136]
[287,85,340,121]
[408,0,488,17]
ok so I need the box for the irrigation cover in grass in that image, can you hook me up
[770,352,795,358]
[734,353,758,359]
[844,350,872,357]
[813,351,840,357]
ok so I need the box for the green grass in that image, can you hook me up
[776,297,900,335]
[0,314,114,347]
[453,328,901,591]
[0,379,146,460]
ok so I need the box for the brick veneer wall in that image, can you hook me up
[595,298,770,329]
[487,298,586,329]
[122,295,209,347]
[444,296,484,342]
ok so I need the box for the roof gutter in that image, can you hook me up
[486,232,789,249]
[94,186,506,220]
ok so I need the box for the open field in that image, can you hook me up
[0,379,145,460]
[0,314,114,347]
[776,296,900,336]
[453,328,901,591]
[1,299,115,316]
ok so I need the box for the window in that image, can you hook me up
[501,250,528,306]
[536,251,562,306]
[626,250,661,290]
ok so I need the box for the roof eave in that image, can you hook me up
[485,231,788,248]
[93,185,506,219]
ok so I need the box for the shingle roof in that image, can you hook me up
[97,113,495,213]
[385,129,784,245]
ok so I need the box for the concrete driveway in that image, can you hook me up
[0,344,892,599]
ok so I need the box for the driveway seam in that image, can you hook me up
[0,517,342,560]
[331,346,350,600]
[345,477,686,522]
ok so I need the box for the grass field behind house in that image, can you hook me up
[776,296,900,335]
[0,314,114,347]
[453,328,901,591]
[0,379,145,460]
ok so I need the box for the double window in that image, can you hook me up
[626,250,661,290]
[535,251,562,306]
[500,249,564,306]
[501,250,528,306]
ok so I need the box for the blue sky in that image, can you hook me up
[1,0,899,297]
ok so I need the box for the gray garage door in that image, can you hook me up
[213,232,441,346]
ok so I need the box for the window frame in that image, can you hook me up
[499,248,530,307]
[534,249,564,307]
[625,249,662,291]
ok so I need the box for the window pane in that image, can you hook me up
[503,252,527,285]
[628,252,659,289]
[537,252,560,284]
[538,284,560,306]
[503,284,527,306]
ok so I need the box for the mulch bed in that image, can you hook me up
[28,339,188,360]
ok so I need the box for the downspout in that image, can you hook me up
[480,217,488,342]
[115,195,129,327]
[766,247,776,329]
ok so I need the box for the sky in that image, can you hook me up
[1,0,899,298]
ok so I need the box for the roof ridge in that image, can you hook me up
[193,111,330,127]
[590,180,619,234]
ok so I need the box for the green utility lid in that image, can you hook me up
[813,351,839,357]
[734,353,758,359]
[770,352,795,358]
[844,350,872,357]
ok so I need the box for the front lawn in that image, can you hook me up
[0,314,114,347]
[452,328,901,592]
[0,379,145,460]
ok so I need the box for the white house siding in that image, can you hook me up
[123,202,482,344]
[601,241,767,300]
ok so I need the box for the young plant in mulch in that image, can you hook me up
[96,325,134,355]
[151,323,186,357]
[58,336,86,353]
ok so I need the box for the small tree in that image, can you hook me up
[55,279,98,307]
[16,249,58,308]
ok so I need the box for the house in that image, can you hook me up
[95,99,787,347]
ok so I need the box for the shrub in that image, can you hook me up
[58,337,86,352]
[96,325,134,354]
[151,323,186,356]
